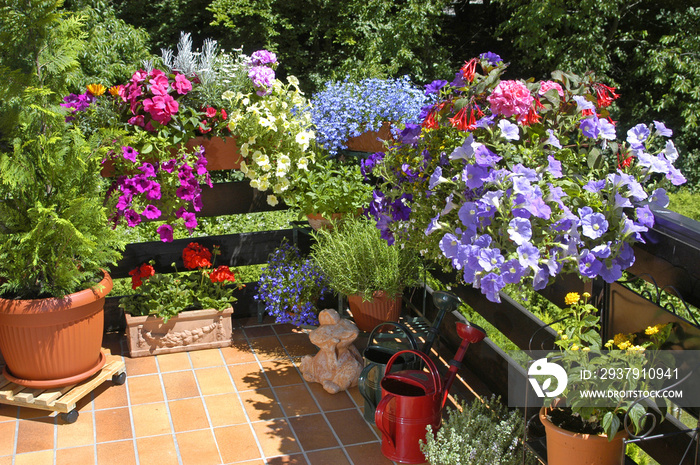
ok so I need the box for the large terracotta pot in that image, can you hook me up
[0,272,112,388]
[125,307,234,357]
[346,122,393,153]
[347,292,402,332]
[539,407,628,465]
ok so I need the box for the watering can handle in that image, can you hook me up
[375,392,396,450]
[385,350,443,396]
[366,321,419,351]
[357,363,378,409]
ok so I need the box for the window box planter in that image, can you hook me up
[125,307,234,357]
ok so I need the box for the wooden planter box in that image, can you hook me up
[125,307,234,357]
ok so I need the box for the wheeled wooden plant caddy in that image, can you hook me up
[0,349,126,424]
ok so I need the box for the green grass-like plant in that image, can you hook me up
[310,217,420,299]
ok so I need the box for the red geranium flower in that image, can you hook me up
[183,242,212,270]
[205,106,217,118]
[129,263,155,289]
[209,265,236,283]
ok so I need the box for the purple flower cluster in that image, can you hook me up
[247,49,277,96]
[108,145,212,242]
[366,55,687,303]
[255,241,329,326]
[310,76,427,155]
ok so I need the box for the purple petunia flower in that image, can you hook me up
[653,121,673,137]
[599,263,623,283]
[498,119,520,140]
[462,164,488,189]
[458,201,478,229]
[157,224,174,242]
[583,179,605,193]
[124,209,141,227]
[545,129,562,150]
[474,145,502,166]
[429,166,443,190]
[424,79,448,95]
[508,217,532,245]
[580,212,608,239]
[477,248,504,272]
[400,123,422,145]
[547,155,563,178]
[627,124,650,149]
[501,259,526,284]
[578,250,602,279]
[636,205,654,228]
[481,272,504,303]
[517,242,539,268]
[142,205,161,219]
[121,146,139,163]
[479,52,503,65]
[532,265,550,290]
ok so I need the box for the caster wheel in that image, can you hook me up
[112,371,126,385]
[60,410,79,424]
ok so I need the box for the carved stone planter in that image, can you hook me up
[125,308,234,357]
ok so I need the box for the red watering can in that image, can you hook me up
[374,321,486,464]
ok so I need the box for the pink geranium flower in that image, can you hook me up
[172,73,193,95]
[539,80,564,97]
[487,80,533,119]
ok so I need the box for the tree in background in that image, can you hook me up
[494,0,700,189]
[207,0,454,92]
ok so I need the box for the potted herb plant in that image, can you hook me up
[535,292,673,465]
[420,395,536,465]
[119,242,241,357]
[310,76,427,156]
[284,156,373,229]
[255,240,330,326]
[310,217,420,331]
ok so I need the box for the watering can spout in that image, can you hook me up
[440,321,487,408]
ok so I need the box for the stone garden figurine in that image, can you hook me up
[299,309,363,394]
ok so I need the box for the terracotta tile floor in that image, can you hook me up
[0,315,481,465]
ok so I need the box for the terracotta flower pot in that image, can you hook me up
[125,307,234,357]
[346,122,393,153]
[0,271,113,388]
[101,135,242,177]
[539,406,628,465]
[347,292,402,332]
[185,136,242,170]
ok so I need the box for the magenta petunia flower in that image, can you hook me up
[124,209,142,227]
[157,224,174,242]
[142,205,162,219]
[121,146,139,162]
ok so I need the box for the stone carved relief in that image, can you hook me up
[138,319,222,348]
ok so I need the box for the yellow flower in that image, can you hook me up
[645,323,665,336]
[108,85,122,96]
[560,334,569,340]
[617,341,632,350]
[86,83,106,96]
[571,344,579,351]
[605,340,614,349]
[613,333,629,346]
[564,292,580,306]
[582,347,591,352]
[582,292,591,299]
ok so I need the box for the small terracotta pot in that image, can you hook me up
[305,213,344,231]
[185,136,242,170]
[539,406,628,465]
[0,271,113,388]
[346,122,393,153]
[347,292,402,332]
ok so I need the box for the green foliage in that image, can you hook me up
[0,92,124,298]
[208,0,453,91]
[420,395,536,465]
[65,0,153,89]
[285,157,373,218]
[668,189,700,222]
[310,217,420,298]
[0,0,85,142]
[119,270,236,322]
